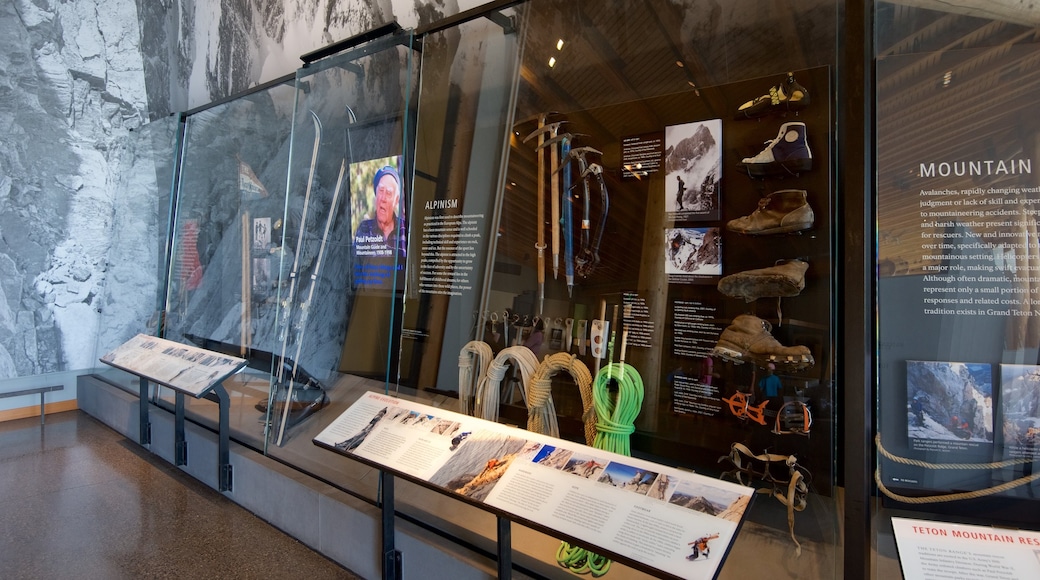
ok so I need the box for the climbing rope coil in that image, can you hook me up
[458,341,493,415]
[474,346,540,423]
[455,345,645,576]
[874,433,1040,503]
[591,363,644,457]
[532,352,595,444]
[558,363,644,576]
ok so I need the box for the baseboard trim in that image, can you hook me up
[0,399,79,423]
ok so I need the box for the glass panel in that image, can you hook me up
[875,4,1040,578]
[261,32,418,483]
[91,115,179,392]
[394,1,840,577]
[160,79,297,448]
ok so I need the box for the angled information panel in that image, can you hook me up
[315,391,753,579]
[892,517,1040,579]
[100,333,247,397]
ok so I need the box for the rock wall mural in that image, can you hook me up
[0,0,475,382]
[2,0,147,378]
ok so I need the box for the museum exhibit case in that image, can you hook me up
[873,2,1040,578]
[73,0,941,577]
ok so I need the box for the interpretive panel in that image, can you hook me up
[100,333,247,397]
[877,44,1040,508]
[892,517,1040,579]
[314,391,753,579]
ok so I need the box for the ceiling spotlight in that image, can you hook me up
[557,39,565,51]
[548,56,557,68]
[676,60,684,67]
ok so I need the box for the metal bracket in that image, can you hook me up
[484,11,515,34]
[220,464,234,493]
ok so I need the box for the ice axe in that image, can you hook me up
[576,161,608,279]
[568,147,602,275]
[527,121,567,281]
[515,113,558,315]
[540,131,585,296]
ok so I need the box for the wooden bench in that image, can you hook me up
[0,385,64,425]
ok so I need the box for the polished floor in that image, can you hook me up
[0,411,361,579]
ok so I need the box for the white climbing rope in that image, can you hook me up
[458,341,494,415]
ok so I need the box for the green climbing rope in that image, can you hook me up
[592,363,644,457]
[557,362,644,576]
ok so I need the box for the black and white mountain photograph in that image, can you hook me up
[664,120,721,221]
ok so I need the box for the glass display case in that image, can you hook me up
[395,1,842,577]
[874,3,1040,578]
[93,1,856,577]
[156,75,298,450]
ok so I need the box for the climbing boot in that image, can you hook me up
[727,189,814,235]
[718,259,808,302]
[711,314,814,369]
[735,72,810,119]
[737,122,812,177]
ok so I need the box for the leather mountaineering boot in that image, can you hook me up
[711,314,814,369]
[734,72,810,120]
[718,259,808,302]
[737,122,812,177]
[727,189,814,235]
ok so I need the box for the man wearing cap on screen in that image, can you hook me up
[353,165,406,289]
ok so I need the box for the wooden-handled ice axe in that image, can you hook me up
[527,120,567,284]
[517,113,558,315]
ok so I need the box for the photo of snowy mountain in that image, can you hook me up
[664,120,721,221]
[664,227,721,277]
[906,360,993,445]
[1000,364,1040,457]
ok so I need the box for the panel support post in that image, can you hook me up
[497,516,512,579]
[207,383,233,492]
[174,392,187,466]
[380,471,402,580]
[138,377,151,445]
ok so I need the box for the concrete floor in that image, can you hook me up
[0,410,361,579]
